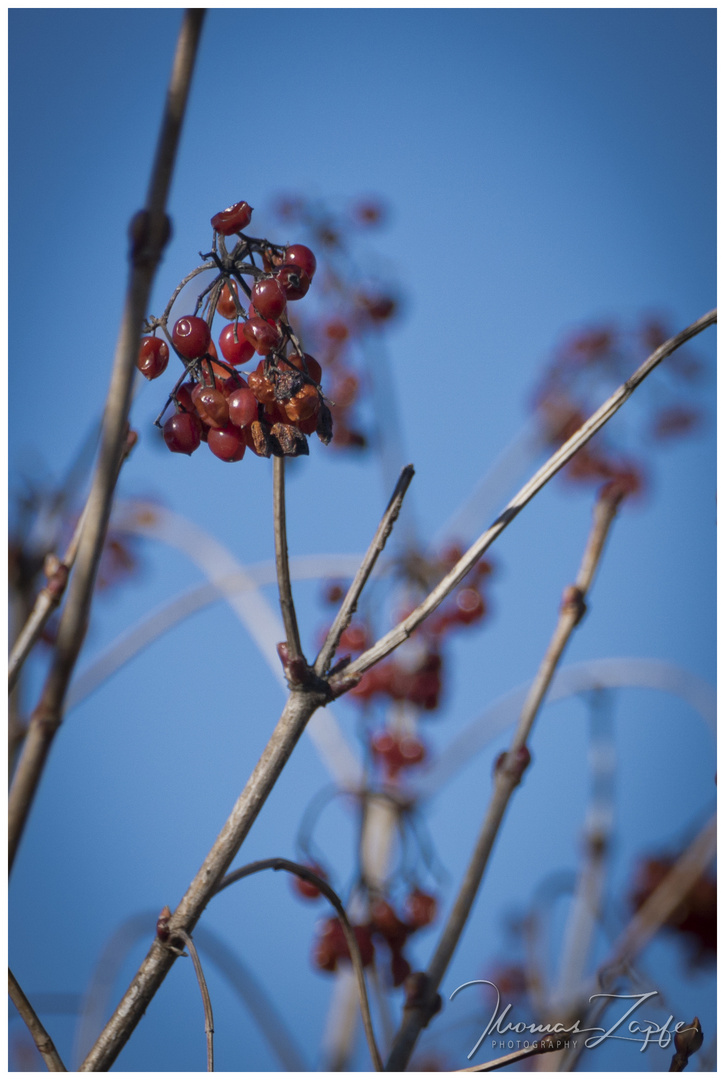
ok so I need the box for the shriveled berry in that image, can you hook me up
[208,423,246,462]
[172,316,211,360]
[287,352,322,384]
[137,336,169,380]
[163,412,202,455]
[285,384,320,423]
[248,369,277,406]
[211,201,253,235]
[251,278,287,321]
[219,323,255,366]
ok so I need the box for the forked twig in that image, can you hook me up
[272,456,303,661]
[213,858,383,1071]
[79,312,713,1072]
[315,463,415,676]
[8,8,206,872]
[9,968,67,1071]
[386,483,626,1070]
[173,930,215,1072]
[346,310,716,680]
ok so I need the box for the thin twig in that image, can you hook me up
[272,456,303,661]
[173,930,214,1072]
[385,484,626,1070]
[315,464,415,676]
[9,968,67,1071]
[213,857,383,1071]
[8,8,205,873]
[346,310,716,681]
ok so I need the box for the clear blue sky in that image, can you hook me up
[9,8,715,1072]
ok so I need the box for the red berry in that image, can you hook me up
[207,423,246,462]
[228,386,259,428]
[405,889,438,929]
[211,201,253,235]
[455,587,485,624]
[244,318,283,355]
[192,384,229,429]
[172,316,211,360]
[251,278,287,321]
[276,264,311,301]
[219,323,255,366]
[217,281,241,320]
[288,352,322,385]
[163,412,202,455]
[137,336,169,380]
[284,244,317,281]
[370,899,409,948]
[390,949,412,987]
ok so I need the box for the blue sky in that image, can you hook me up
[9,8,716,1072]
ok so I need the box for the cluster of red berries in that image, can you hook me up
[532,317,706,496]
[273,193,401,451]
[138,200,332,461]
[305,887,438,987]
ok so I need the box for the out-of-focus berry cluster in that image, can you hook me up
[532,317,706,497]
[139,200,332,462]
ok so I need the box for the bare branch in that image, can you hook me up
[272,456,303,662]
[213,857,383,1071]
[173,930,215,1072]
[385,483,625,1070]
[8,9,205,872]
[9,968,67,1071]
[346,310,716,680]
[455,1033,567,1071]
[315,463,415,676]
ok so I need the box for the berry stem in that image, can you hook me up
[273,455,303,666]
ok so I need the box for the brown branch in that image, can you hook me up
[173,930,215,1072]
[79,686,328,1071]
[8,8,205,873]
[385,483,626,1070]
[272,455,303,662]
[9,968,67,1071]
[346,310,716,680]
[213,858,383,1071]
[455,1033,568,1071]
[314,463,415,677]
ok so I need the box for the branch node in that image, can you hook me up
[561,584,587,624]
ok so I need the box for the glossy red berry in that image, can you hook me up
[172,316,211,360]
[276,264,311,301]
[207,423,246,462]
[137,336,169,380]
[219,323,255,366]
[217,281,241,320]
[251,278,287,321]
[192,384,229,429]
[227,386,259,428]
[163,412,202,455]
[284,244,317,281]
[210,201,253,235]
[243,318,283,355]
